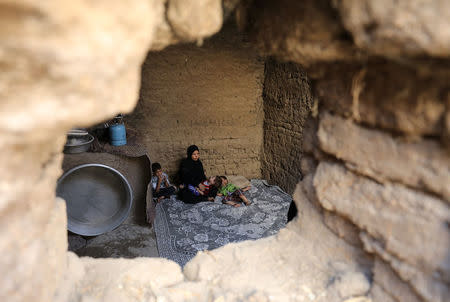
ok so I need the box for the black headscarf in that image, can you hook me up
[180,145,205,186]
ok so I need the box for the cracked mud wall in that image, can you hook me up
[261,58,313,194]
[128,22,264,179]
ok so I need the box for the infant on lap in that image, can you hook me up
[187,176,220,201]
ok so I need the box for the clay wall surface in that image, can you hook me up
[261,58,313,194]
[128,23,264,180]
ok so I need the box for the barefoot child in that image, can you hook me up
[151,162,177,202]
[217,176,251,207]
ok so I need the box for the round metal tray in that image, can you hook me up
[56,164,133,236]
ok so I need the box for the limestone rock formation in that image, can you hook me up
[312,61,450,138]
[167,0,222,42]
[238,0,450,62]
[318,113,450,201]
[314,162,449,301]
[236,0,363,66]
[54,253,184,302]
[334,0,450,57]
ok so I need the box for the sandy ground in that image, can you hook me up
[68,224,158,258]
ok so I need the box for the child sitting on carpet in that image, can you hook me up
[217,176,251,207]
[151,162,177,202]
[187,176,220,201]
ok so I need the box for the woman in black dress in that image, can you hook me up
[179,145,208,203]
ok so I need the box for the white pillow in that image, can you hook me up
[226,175,251,189]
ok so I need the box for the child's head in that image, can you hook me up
[220,175,228,186]
[212,176,222,188]
[151,162,162,176]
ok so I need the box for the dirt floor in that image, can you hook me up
[62,152,159,258]
[68,224,158,258]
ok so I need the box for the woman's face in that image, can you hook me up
[191,150,200,161]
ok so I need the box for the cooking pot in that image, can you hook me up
[63,134,94,154]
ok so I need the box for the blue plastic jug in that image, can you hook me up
[109,123,127,146]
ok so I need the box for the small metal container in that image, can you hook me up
[63,134,94,154]
[109,123,127,146]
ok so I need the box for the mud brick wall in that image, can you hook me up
[261,59,313,194]
[128,23,264,180]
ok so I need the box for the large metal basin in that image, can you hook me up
[56,164,133,236]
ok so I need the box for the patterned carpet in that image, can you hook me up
[154,179,292,266]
